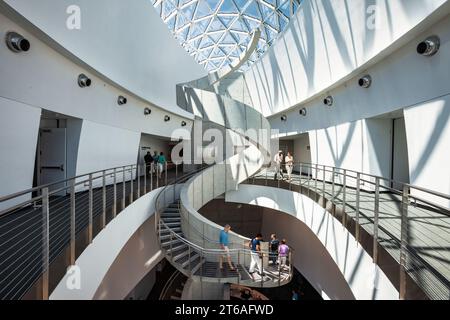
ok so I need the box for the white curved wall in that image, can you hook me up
[1,0,206,116]
[225,185,399,300]
[0,97,40,210]
[265,11,450,202]
[0,9,197,196]
[239,0,449,117]
[50,188,166,300]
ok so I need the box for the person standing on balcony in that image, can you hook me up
[157,152,166,179]
[269,234,279,266]
[274,151,284,180]
[153,151,159,175]
[144,151,153,177]
[285,152,294,181]
[249,233,264,279]
[219,225,235,271]
[278,239,290,271]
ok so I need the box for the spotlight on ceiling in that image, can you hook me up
[5,32,30,53]
[417,36,440,56]
[117,96,127,105]
[281,115,287,122]
[144,108,152,115]
[164,115,171,122]
[181,121,187,127]
[358,75,372,88]
[78,74,92,88]
[299,108,307,116]
[324,96,334,107]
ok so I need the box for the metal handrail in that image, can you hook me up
[257,162,450,300]
[287,162,450,201]
[0,161,179,203]
[0,160,180,300]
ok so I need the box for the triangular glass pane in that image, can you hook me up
[162,0,177,19]
[165,15,176,31]
[212,46,226,58]
[221,32,237,45]
[177,26,190,42]
[219,1,237,14]
[263,12,278,31]
[199,36,215,49]
[244,1,261,20]
[242,16,261,31]
[259,2,275,21]
[195,0,213,20]
[278,0,291,18]
[179,0,194,6]
[208,31,225,43]
[207,0,222,12]
[209,16,226,30]
[180,4,196,20]
[234,0,250,10]
[189,19,209,38]
[176,13,190,30]
[217,14,237,28]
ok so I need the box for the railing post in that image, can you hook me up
[355,173,361,244]
[41,187,49,300]
[307,166,311,198]
[151,163,154,191]
[342,169,347,227]
[113,168,117,219]
[322,165,326,208]
[237,251,240,285]
[130,165,133,203]
[144,164,147,195]
[314,164,318,196]
[137,165,141,198]
[299,163,303,193]
[278,253,281,287]
[170,232,173,262]
[165,162,168,186]
[70,179,76,265]
[373,177,380,264]
[88,174,93,243]
[102,170,106,229]
[399,184,409,300]
[122,166,126,210]
[156,163,159,189]
[265,167,268,186]
[188,246,192,275]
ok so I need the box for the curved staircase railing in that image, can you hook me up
[154,168,293,288]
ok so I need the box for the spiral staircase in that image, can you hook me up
[155,31,293,289]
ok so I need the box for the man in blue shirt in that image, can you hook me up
[219,225,235,271]
[249,233,264,279]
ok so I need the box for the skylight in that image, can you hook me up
[152,0,302,72]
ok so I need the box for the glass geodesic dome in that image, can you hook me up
[152,0,302,72]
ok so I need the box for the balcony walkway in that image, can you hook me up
[251,168,450,299]
[0,171,176,300]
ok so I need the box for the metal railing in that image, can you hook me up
[154,168,294,291]
[252,162,450,300]
[0,161,180,300]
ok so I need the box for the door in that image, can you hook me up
[39,128,67,195]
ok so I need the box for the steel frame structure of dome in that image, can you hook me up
[152,0,302,72]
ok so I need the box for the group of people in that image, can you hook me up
[219,225,290,281]
[274,150,294,181]
[144,151,167,179]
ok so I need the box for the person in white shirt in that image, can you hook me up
[285,152,294,181]
[274,150,284,180]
